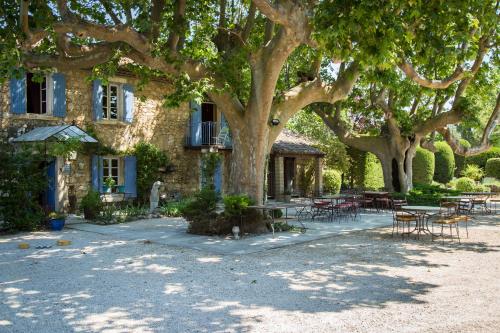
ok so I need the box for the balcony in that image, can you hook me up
[185,121,232,149]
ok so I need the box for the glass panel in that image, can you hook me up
[103,158,109,168]
[111,159,118,167]
[109,85,118,119]
[111,168,118,177]
[41,80,47,114]
[102,85,108,119]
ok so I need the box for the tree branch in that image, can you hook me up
[252,0,289,26]
[150,0,166,40]
[242,3,256,42]
[439,92,500,156]
[398,61,465,89]
[167,0,186,51]
[100,0,122,25]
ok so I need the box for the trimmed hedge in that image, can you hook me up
[485,158,500,179]
[323,169,342,194]
[413,147,435,185]
[346,148,384,190]
[455,177,476,192]
[454,139,471,177]
[433,142,455,184]
[465,147,500,169]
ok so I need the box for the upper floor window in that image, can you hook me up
[26,73,51,115]
[101,84,120,120]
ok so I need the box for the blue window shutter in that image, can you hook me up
[52,73,66,118]
[123,84,134,123]
[91,155,103,192]
[214,161,222,193]
[46,160,57,212]
[92,80,103,121]
[9,74,26,114]
[124,156,137,198]
[190,101,202,146]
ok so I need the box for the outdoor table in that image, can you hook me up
[248,203,308,237]
[442,196,473,201]
[401,205,443,238]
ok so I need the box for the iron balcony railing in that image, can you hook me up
[185,121,232,148]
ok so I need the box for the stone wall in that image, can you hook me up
[0,70,208,209]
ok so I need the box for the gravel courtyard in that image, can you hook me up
[1,216,499,333]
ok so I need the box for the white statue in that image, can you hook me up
[149,181,163,213]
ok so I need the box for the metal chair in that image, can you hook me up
[431,217,461,244]
[456,200,473,237]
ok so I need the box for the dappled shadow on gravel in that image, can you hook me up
[1,224,499,332]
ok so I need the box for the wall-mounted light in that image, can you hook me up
[270,118,280,126]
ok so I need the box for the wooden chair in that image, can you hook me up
[391,200,416,238]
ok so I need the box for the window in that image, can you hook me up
[27,73,50,114]
[102,157,120,186]
[102,84,120,120]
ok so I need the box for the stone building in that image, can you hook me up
[1,70,322,212]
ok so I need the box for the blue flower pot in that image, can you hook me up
[49,218,65,231]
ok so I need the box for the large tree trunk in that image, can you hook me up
[229,123,269,204]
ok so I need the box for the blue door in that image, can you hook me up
[214,161,222,193]
[46,160,57,211]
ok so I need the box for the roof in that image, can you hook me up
[12,125,98,143]
[271,129,325,156]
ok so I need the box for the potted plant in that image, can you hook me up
[103,177,116,193]
[283,189,292,203]
[48,212,66,231]
[80,190,102,220]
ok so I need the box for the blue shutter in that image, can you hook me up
[123,84,134,123]
[46,160,57,212]
[9,73,26,114]
[214,161,222,193]
[52,73,66,118]
[124,156,137,198]
[92,80,103,121]
[190,101,202,146]
[220,112,232,147]
[91,155,103,192]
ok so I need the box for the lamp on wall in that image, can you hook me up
[270,118,280,126]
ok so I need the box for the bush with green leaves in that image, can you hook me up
[131,142,170,203]
[201,152,222,190]
[223,194,254,218]
[433,142,455,184]
[80,189,102,220]
[461,164,484,181]
[181,187,217,219]
[455,177,476,192]
[346,148,384,190]
[485,158,500,179]
[160,200,191,217]
[398,183,460,206]
[454,139,471,177]
[465,147,500,169]
[412,147,435,185]
[323,169,342,194]
[0,144,47,231]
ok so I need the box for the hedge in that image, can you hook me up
[455,177,476,192]
[485,158,500,179]
[413,147,435,185]
[346,148,384,190]
[433,142,455,184]
[323,169,342,194]
[465,147,500,169]
[454,139,471,177]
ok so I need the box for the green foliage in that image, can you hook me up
[297,161,315,197]
[130,142,170,202]
[223,194,254,218]
[461,164,484,181]
[465,147,500,169]
[401,184,460,206]
[181,187,217,219]
[80,190,102,220]
[323,169,342,194]
[48,137,84,159]
[201,152,222,190]
[345,148,384,190]
[412,147,435,185]
[455,177,476,192]
[433,142,455,184]
[0,144,47,231]
[485,158,500,179]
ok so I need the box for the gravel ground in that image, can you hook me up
[1,217,499,333]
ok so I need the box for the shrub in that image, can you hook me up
[465,147,500,169]
[455,177,476,192]
[201,152,222,190]
[402,183,460,206]
[485,158,500,179]
[0,144,47,231]
[433,142,455,184]
[80,190,103,220]
[345,148,384,190]
[131,142,171,203]
[413,147,435,185]
[223,194,254,218]
[297,161,315,196]
[461,164,484,181]
[181,187,217,219]
[454,139,471,177]
[323,169,342,194]
[160,200,190,217]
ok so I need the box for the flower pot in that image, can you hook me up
[116,185,125,193]
[103,185,112,193]
[49,218,65,231]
